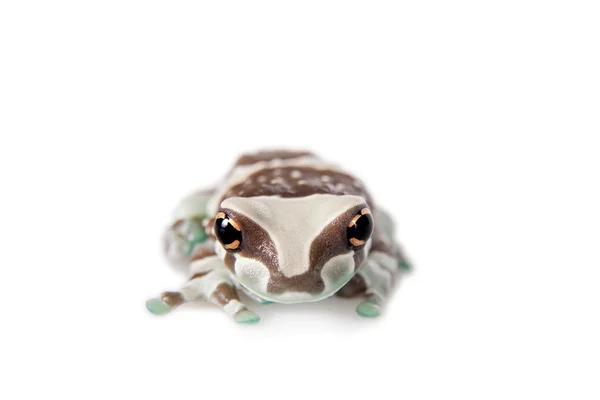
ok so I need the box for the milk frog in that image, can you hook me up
[147,150,409,323]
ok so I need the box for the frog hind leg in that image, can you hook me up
[163,189,214,265]
[146,254,260,324]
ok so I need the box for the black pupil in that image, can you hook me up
[348,213,374,243]
[215,217,242,246]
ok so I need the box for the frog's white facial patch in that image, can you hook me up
[221,194,364,278]
[321,253,356,294]
[233,257,270,294]
[234,254,358,304]
[213,194,372,302]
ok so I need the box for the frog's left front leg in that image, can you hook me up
[346,209,410,317]
[146,254,260,323]
[353,251,400,317]
[337,247,405,318]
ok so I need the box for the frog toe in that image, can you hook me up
[146,298,173,315]
[356,299,381,318]
[234,309,261,324]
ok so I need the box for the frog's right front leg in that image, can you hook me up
[146,252,260,324]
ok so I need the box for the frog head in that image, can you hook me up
[212,194,374,303]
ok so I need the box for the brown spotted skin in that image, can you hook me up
[234,150,314,167]
[220,166,373,208]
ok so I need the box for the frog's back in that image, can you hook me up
[207,150,373,214]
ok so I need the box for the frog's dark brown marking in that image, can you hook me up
[191,247,216,262]
[223,252,236,273]
[336,274,367,297]
[219,210,278,275]
[370,238,394,256]
[266,207,359,294]
[170,219,186,230]
[353,247,367,271]
[189,271,210,280]
[234,150,314,167]
[203,218,216,239]
[160,291,184,307]
[221,166,372,207]
[220,205,368,295]
[210,283,240,306]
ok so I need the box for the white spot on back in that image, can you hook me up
[208,156,344,213]
[291,170,302,179]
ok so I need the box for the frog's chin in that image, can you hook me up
[233,252,357,304]
[238,282,348,304]
[262,291,334,304]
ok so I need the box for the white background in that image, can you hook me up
[1,1,599,399]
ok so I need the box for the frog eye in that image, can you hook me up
[214,212,242,250]
[347,208,374,248]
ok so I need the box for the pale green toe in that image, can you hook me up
[234,309,261,324]
[398,260,411,271]
[146,298,172,315]
[356,299,381,318]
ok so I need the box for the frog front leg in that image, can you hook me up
[354,251,401,317]
[146,251,260,324]
[337,237,409,318]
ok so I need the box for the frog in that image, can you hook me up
[146,150,409,323]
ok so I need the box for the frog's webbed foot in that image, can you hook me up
[337,249,403,318]
[356,297,382,318]
[147,255,260,324]
[146,292,182,315]
[233,309,261,324]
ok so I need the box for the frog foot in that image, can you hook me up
[146,292,184,315]
[356,298,381,318]
[146,298,173,315]
[233,309,261,324]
